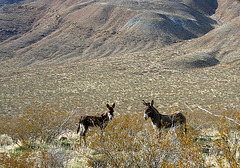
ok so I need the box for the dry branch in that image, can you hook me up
[197,105,240,126]
[52,108,78,139]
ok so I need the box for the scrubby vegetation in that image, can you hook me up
[0,0,239,167]
[0,45,239,167]
[0,103,76,148]
[0,102,239,167]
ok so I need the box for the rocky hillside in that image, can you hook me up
[0,0,222,67]
[173,0,240,65]
[0,0,40,43]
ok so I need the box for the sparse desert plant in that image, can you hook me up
[0,102,76,149]
[85,114,205,167]
[196,106,240,167]
[0,149,61,168]
[214,119,240,168]
[79,107,239,168]
[0,106,239,167]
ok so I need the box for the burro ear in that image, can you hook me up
[106,104,110,109]
[151,100,154,106]
[142,100,147,105]
[112,103,115,108]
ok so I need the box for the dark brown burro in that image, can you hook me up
[142,100,187,135]
[77,103,115,146]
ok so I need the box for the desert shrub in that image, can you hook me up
[85,114,205,167]
[0,102,76,149]
[0,102,77,167]
[195,107,240,167]
[214,118,240,168]
[79,108,240,168]
[0,149,61,168]
[1,104,239,167]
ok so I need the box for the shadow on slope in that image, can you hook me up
[174,0,240,66]
[166,52,220,69]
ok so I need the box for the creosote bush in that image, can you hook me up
[0,149,61,168]
[85,114,204,167]
[0,102,74,149]
[84,112,239,168]
[0,106,239,167]
[0,102,77,167]
[214,118,240,168]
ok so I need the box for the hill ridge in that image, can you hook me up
[0,0,220,67]
[0,0,239,68]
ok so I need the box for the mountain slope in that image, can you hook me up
[172,0,240,66]
[0,0,218,67]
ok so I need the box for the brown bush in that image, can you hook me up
[0,106,239,167]
[79,111,240,168]
[84,114,204,167]
[0,149,61,168]
[0,102,75,149]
